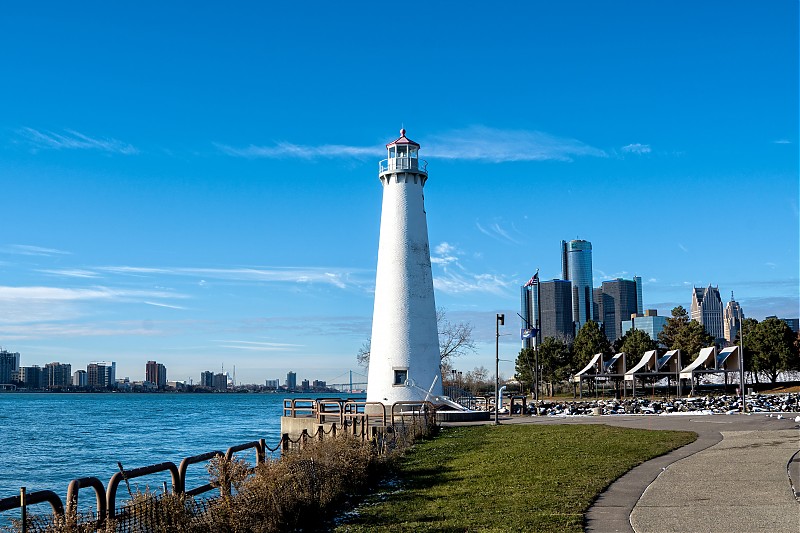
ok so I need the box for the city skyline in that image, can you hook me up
[1,2,797,383]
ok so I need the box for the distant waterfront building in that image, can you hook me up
[593,278,640,342]
[312,379,327,389]
[212,372,227,391]
[621,309,668,344]
[200,371,214,388]
[301,378,310,391]
[691,285,724,340]
[0,349,21,384]
[146,360,167,389]
[17,366,45,389]
[286,371,297,390]
[781,318,799,333]
[723,292,744,343]
[265,379,280,390]
[72,369,87,387]
[87,361,116,388]
[45,362,72,389]
[562,239,594,330]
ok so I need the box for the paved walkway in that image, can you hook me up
[470,413,800,532]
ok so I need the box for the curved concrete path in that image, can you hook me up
[630,428,799,533]
[475,413,800,532]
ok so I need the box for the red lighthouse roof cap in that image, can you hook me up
[386,128,420,148]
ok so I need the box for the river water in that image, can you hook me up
[0,392,360,516]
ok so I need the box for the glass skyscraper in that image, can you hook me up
[562,239,594,332]
[520,276,574,348]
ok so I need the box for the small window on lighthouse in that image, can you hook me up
[393,369,408,386]
[397,145,408,157]
[389,146,396,158]
[409,147,418,159]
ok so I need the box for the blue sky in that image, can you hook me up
[1,1,797,385]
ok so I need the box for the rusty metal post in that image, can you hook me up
[301,429,308,449]
[331,423,337,438]
[20,487,26,533]
[282,433,289,455]
[318,425,324,441]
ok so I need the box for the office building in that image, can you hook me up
[265,379,280,389]
[72,369,87,387]
[520,273,540,349]
[87,361,116,388]
[691,285,724,340]
[0,350,20,384]
[200,371,214,388]
[17,366,45,389]
[593,278,639,342]
[723,292,744,343]
[286,371,297,390]
[781,318,799,333]
[621,310,668,344]
[146,360,167,389]
[45,362,72,389]
[634,276,643,315]
[562,239,594,330]
[521,275,574,347]
[212,372,227,391]
[539,279,575,344]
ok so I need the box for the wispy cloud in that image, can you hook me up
[430,242,461,267]
[678,243,689,253]
[96,265,364,289]
[475,220,522,245]
[36,269,100,279]
[773,139,792,144]
[1,244,71,257]
[17,127,138,155]
[216,340,304,352]
[0,285,187,324]
[621,143,652,154]
[144,301,187,310]
[0,321,171,340]
[433,271,513,296]
[424,126,606,162]
[217,126,606,163]
[215,141,381,159]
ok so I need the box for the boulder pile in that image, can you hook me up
[527,393,800,416]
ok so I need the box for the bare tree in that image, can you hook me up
[356,307,476,367]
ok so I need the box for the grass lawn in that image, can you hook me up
[336,424,696,532]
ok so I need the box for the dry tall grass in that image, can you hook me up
[3,422,436,533]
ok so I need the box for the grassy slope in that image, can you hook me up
[337,424,696,533]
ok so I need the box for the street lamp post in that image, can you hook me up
[738,306,746,413]
[495,313,504,425]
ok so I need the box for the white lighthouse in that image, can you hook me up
[367,129,444,405]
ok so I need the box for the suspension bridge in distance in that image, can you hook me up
[325,370,368,393]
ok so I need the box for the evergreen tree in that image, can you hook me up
[618,329,658,361]
[672,320,714,360]
[747,317,798,384]
[572,320,611,370]
[658,305,689,348]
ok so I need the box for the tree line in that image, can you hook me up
[514,305,800,394]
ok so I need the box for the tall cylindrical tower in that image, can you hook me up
[367,129,443,404]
